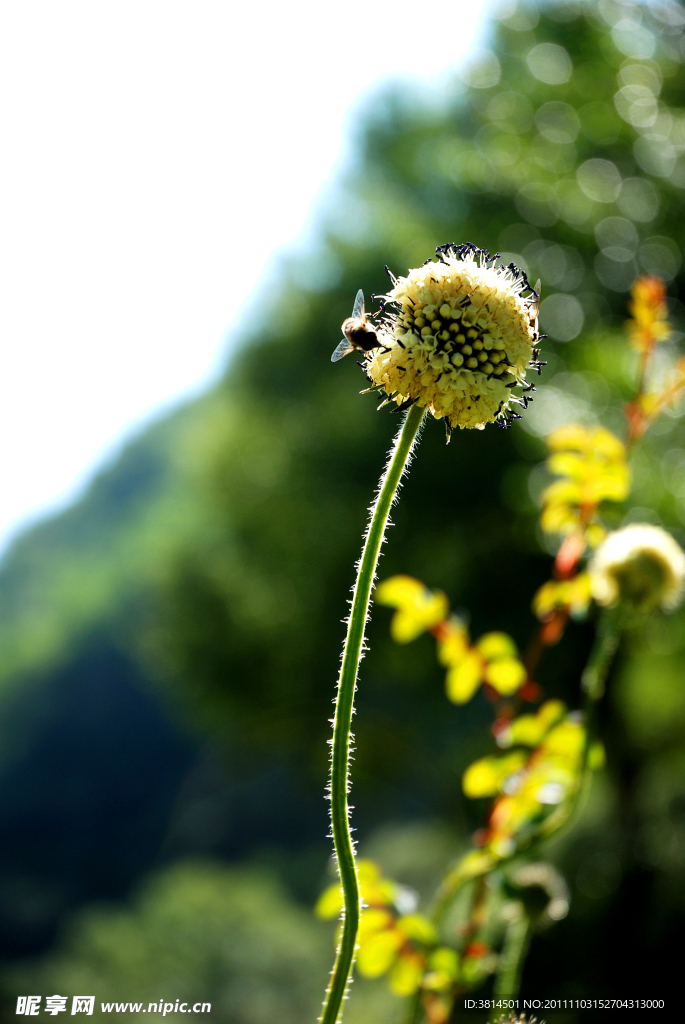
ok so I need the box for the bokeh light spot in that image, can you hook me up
[540,293,585,342]
[526,43,573,85]
[577,158,622,203]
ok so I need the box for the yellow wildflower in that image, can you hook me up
[378,575,527,703]
[462,751,528,798]
[444,630,526,703]
[375,575,449,643]
[541,424,630,546]
[317,859,438,995]
[533,573,592,620]
[626,275,670,353]
[364,244,542,432]
[495,699,567,749]
[459,705,605,860]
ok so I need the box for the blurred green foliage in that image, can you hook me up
[6,862,331,1023]
[1,0,685,1014]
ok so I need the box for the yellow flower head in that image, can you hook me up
[364,244,542,433]
[589,523,685,613]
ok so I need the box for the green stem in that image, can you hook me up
[320,403,425,1024]
[493,912,531,999]
[580,607,620,759]
[403,991,424,1024]
[431,868,473,928]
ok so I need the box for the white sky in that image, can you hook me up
[0,0,488,555]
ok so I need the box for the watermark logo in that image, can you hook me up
[72,999,94,1016]
[45,997,68,1016]
[16,998,210,1016]
[17,999,94,1017]
[16,998,41,1016]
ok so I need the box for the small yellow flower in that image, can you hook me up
[445,630,526,704]
[589,523,685,612]
[436,616,470,665]
[486,717,585,855]
[637,354,685,423]
[389,953,425,996]
[315,858,398,920]
[423,947,461,992]
[364,244,541,432]
[626,275,670,353]
[541,424,629,545]
[457,703,606,862]
[533,573,592,621]
[356,924,403,977]
[496,699,567,749]
[462,751,528,798]
[375,575,449,643]
[378,575,527,702]
[316,859,438,995]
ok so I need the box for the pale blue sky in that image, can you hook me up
[0,0,491,554]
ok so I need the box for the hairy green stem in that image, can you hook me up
[320,403,425,1024]
[494,912,531,998]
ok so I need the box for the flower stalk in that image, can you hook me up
[493,911,531,999]
[320,402,425,1024]
[581,607,621,705]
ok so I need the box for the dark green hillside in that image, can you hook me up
[0,410,194,697]
[1,0,685,1006]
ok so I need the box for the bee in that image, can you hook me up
[331,289,380,362]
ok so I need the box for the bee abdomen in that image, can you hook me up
[349,326,379,351]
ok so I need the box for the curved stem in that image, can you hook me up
[581,608,620,718]
[575,606,621,794]
[493,912,531,999]
[320,403,425,1024]
[431,870,473,929]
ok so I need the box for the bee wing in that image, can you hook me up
[352,288,365,320]
[331,337,356,362]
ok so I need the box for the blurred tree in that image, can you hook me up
[5,862,331,1023]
